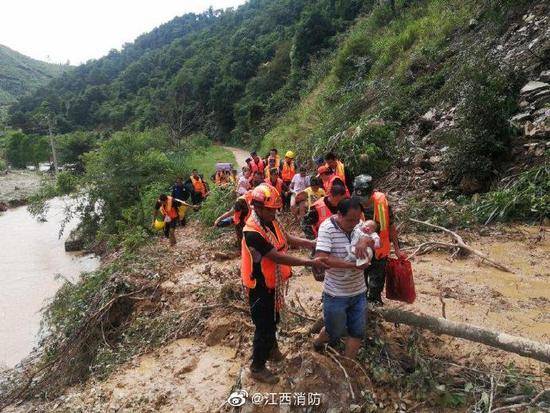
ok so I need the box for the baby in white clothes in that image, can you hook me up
[347,219,381,266]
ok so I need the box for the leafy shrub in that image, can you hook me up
[55,171,78,194]
[79,128,173,240]
[470,163,550,224]
[0,158,6,171]
[196,186,236,226]
[445,61,521,190]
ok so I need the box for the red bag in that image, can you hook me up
[385,258,416,304]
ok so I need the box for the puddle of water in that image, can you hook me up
[0,198,99,368]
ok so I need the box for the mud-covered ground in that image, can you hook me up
[0,170,42,206]
[6,219,548,413]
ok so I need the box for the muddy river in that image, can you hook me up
[0,198,99,369]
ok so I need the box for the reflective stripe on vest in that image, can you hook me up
[372,191,391,259]
[313,197,332,236]
[281,161,295,182]
[241,217,292,290]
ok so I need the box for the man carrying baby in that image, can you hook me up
[352,175,407,306]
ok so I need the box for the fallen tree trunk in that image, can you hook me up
[376,307,549,364]
[313,308,550,364]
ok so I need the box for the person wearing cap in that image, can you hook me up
[249,151,265,175]
[280,151,296,208]
[352,174,406,306]
[241,183,328,384]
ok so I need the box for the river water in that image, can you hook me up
[0,198,99,369]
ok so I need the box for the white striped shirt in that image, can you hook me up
[316,218,366,297]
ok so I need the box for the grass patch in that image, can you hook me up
[180,144,236,178]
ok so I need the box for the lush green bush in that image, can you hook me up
[79,128,173,241]
[55,170,78,194]
[4,131,50,168]
[0,158,6,171]
[470,163,550,224]
[444,61,520,190]
[56,131,101,168]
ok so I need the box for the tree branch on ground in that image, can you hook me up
[409,218,514,273]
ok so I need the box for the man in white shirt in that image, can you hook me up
[289,167,309,209]
[312,197,369,358]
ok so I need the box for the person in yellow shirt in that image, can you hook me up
[294,176,325,220]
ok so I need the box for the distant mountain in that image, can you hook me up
[0,44,69,106]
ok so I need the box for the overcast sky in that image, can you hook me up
[1,0,246,65]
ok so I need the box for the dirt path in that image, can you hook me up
[223,146,249,169]
[7,223,548,412]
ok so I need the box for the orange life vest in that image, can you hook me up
[327,175,350,197]
[265,177,283,196]
[215,171,228,186]
[233,191,253,224]
[250,158,265,174]
[372,191,391,259]
[281,161,295,182]
[312,197,333,236]
[241,217,292,290]
[160,196,179,220]
[190,175,207,196]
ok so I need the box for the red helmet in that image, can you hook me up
[251,183,282,209]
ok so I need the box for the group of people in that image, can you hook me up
[152,169,209,246]
[153,148,406,385]
[215,149,406,384]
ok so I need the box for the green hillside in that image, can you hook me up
[5,0,549,224]
[0,44,69,106]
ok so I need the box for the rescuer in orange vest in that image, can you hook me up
[302,182,347,239]
[280,151,296,208]
[152,194,183,246]
[189,169,208,204]
[324,152,349,187]
[214,190,254,245]
[249,151,265,175]
[241,183,328,384]
[264,167,285,200]
[352,174,406,306]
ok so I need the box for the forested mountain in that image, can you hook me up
[8,0,368,141]
[0,44,68,107]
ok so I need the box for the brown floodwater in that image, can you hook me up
[0,198,99,369]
